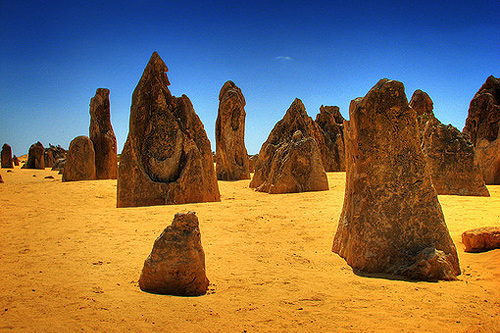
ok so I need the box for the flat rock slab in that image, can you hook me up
[462,227,500,253]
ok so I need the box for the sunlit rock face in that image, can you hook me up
[332,79,460,281]
[117,52,220,208]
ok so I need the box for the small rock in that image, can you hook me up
[462,227,500,252]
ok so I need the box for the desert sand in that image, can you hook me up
[0,166,499,332]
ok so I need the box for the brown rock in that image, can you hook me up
[1,144,14,168]
[215,81,250,180]
[463,76,500,184]
[462,227,500,253]
[22,142,45,169]
[250,129,328,193]
[12,155,19,166]
[332,79,460,281]
[0,174,3,183]
[410,89,435,126]
[138,212,209,296]
[51,158,66,172]
[44,150,54,168]
[117,52,220,207]
[89,88,118,180]
[421,118,489,196]
[315,106,346,171]
[248,154,258,173]
[62,136,96,182]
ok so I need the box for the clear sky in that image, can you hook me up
[1,0,499,156]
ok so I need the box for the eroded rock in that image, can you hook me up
[1,144,14,168]
[332,79,460,281]
[62,136,96,182]
[22,142,45,169]
[462,227,500,253]
[315,105,345,171]
[138,212,209,296]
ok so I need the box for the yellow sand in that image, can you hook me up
[1,167,499,332]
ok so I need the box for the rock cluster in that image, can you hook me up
[215,81,250,180]
[461,227,500,253]
[463,75,500,184]
[117,52,220,207]
[44,145,66,169]
[1,144,14,168]
[332,79,460,281]
[139,212,209,296]
[62,136,96,182]
[22,141,45,169]
[89,88,118,179]
[315,105,345,171]
[250,99,329,193]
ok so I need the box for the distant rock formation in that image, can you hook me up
[421,119,489,196]
[62,136,96,182]
[44,150,54,168]
[250,99,329,193]
[315,106,345,171]
[463,75,500,184]
[12,155,19,166]
[248,154,258,173]
[22,141,45,169]
[462,227,500,253]
[51,158,66,173]
[332,79,460,281]
[117,52,220,207]
[139,212,209,296]
[409,89,435,129]
[89,88,118,180]
[1,144,14,168]
[215,81,250,180]
[43,145,65,169]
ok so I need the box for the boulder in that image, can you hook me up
[461,227,500,253]
[62,136,96,182]
[332,79,460,281]
[12,155,19,166]
[250,130,328,193]
[138,212,209,296]
[1,144,14,168]
[89,88,118,179]
[463,75,500,184]
[421,118,489,196]
[315,105,346,171]
[117,52,220,207]
[22,141,45,169]
[215,81,250,180]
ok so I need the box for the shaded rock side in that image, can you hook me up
[22,141,45,169]
[409,89,435,129]
[250,130,328,193]
[463,75,500,184]
[117,52,220,207]
[51,158,66,172]
[248,154,258,173]
[89,88,118,180]
[12,155,19,166]
[215,81,250,180]
[421,119,489,196]
[332,79,460,281]
[462,227,500,253]
[1,144,14,168]
[62,136,96,182]
[315,105,346,171]
[138,212,209,296]
[44,150,54,168]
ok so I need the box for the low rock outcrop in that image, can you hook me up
[332,79,460,281]
[138,212,209,296]
[462,227,500,252]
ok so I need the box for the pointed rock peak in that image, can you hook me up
[319,105,344,124]
[219,80,242,101]
[143,51,170,86]
[409,89,434,116]
[285,98,307,119]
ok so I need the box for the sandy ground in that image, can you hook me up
[0,166,499,332]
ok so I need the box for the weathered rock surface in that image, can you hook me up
[421,118,489,196]
[89,88,118,180]
[1,144,14,168]
[44,145,66,169]
[22,142,45,169]
[462,227,500,253]
[248,154,258,173]
[44,150,54,168]
[62,136,96,182]
[12,155,19,166]
[410,89,435,128]
[51,158,66,172]
[117,52,220,207]
[315,105,346,171]
[215,81,250,180]
[332,79,460,281]
[463,76,500,184]
[250,130,328,193]
[138,212,209,296]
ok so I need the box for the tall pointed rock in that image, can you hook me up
[332,79,460,281]
[89,88,118,179]
[117,52,220,207]
[315,106,346,172]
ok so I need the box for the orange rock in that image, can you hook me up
[62,136,96,182]
[1,144,14,168]
[462,227,500,252]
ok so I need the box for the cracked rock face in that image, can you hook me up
[117,52,220,207]
[463,75,500,184]
[89,88,118,180]
[139,212,209,296]
[215,81,250,181]
[332,79,460,281]
[315,105,346,172]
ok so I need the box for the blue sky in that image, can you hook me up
[1,0,498,156]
